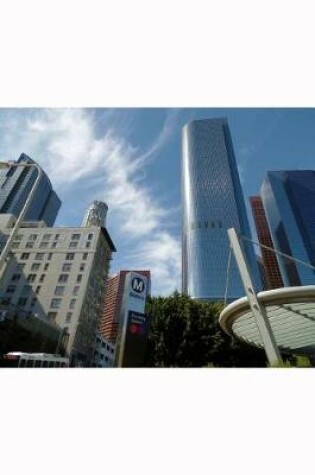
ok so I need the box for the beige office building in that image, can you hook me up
[0,211,116,366]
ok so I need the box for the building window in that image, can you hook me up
[11,274,21,281]
[50,298,62,309]
[62,263,72,272]
[44,263,49,271]
[54,286,65,296]
[55,234,60,240]
[58,274,69,283]
[21,285,32,295]
[35,286,41,294]
[27,274,36,283]
[66,253,75,260]
[39,242,48,249]
[17,263,25,270]
[65,312,72,323]
[25,242,34,249]
[82,253,88,260]
[47,253,53,260]
[6,285,16,293]
[51,241,58,248]
[76,274,82,283]
[88,233,93,240]
[35,253,44,260]
[79,263,85,272]
[39,274,45,283]
[69,299,76,309]
[18,297,28,307]
[21,253,30,260]
[73,285,80,296]
[31,263,41,271]
[69,241,78,249]
[47,311,57,321]
[85,241,91,248]
[30,297,37,307]
[71,234,80,240]
[43,234,52,241]
[28,234,38,241]
[14,234,23,241]
[11,242,19,249]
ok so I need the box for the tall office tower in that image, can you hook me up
[99,270,151,343]
[0,207,116,367]
[82,200,108,228]
[182,118,261,301]
[0,153,61,226]
[250,196,284,290]
[261,170,315,286]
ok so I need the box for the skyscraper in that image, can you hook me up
[82,200,108,228]
[261,170,315,286]
[182,118,261,300]
[250,196,284,290]
[0,153,61,226]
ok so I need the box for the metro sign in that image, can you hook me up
[131,277,145,294]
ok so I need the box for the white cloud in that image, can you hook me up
[0,108,181,295]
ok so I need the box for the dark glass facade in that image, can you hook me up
[0,153,61,226]
[250,196,284,290]
[182,118,261,301]
[261,170,315,286]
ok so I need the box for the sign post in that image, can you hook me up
[114,272,149,367]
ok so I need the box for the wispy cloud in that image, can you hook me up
[0,108,181,295]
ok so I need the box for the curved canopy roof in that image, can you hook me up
[219,286,315,355]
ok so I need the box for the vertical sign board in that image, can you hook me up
[114,272,149,367]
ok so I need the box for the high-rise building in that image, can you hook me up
[249,196,284,290]
[0,203,116,366]
[182,118,261,301]
[0,153,61,226]
[261,170,315,286]
[99,270,151,343]
[82,200,108,228]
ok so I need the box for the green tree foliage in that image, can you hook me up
[145,292,267,368]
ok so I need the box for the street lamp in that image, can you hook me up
[0,160,43,275]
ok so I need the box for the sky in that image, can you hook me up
[0,108,315,295]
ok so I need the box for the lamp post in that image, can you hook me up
[0,160,43,275]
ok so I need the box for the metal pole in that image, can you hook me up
[227,228,283,366]
[0,162,43,275]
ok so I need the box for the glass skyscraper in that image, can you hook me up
[0,153,61,226]
[182,118,261,301]
[261,170,315,286]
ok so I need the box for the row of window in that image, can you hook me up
[47,311,72,323]
[14,262,85,273]
[19,252,89,261]
[51,298,76,310]
[7,273,83,293]
[15,233,94,242]
[190,220,223,230]
[9,296,38,307]
[12,240,92,250]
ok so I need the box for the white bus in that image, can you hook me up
[1,352,69,368]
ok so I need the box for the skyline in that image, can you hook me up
[1,108,315,295]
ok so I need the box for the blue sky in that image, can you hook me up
[0,108,315,295]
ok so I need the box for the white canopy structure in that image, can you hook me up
[219,286,315,356]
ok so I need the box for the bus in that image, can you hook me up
[0,352,69,368]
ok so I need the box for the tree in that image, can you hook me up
[145,292,267,368]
